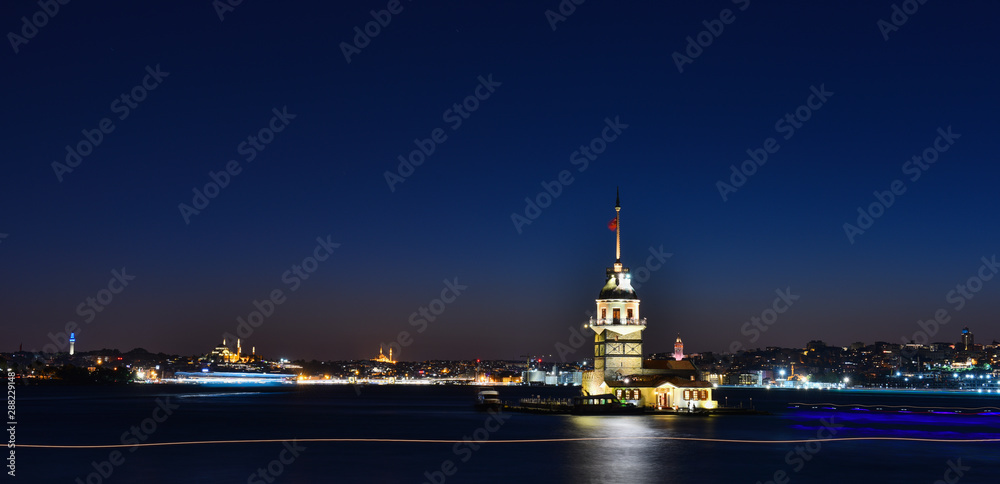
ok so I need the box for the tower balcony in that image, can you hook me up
[591,317,645,326]
[588,317,646,335]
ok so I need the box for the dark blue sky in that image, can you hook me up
[3,1,999,360]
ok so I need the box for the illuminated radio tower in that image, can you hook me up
[69,332,75,356]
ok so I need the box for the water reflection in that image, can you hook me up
[565,416,687,483]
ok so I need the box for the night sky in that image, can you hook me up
[3,1,999,361]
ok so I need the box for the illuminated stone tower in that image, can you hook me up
[69,332,75,356]
[588,189,646,385]
[673,335,683,361]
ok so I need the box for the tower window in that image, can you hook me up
[601,308,606,319]
[627,308,633,319]
[613,308,620,323]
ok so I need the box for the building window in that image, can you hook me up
[601,308,606,319]
[613,308,620,323]
[627,308,633,319]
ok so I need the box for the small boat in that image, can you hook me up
[572,394,644,415]
[475,388,502,411]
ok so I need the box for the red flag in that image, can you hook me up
[608,218,617,231]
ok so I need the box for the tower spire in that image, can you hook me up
[614,187,622,272]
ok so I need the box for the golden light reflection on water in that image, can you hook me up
[565,416,696,483]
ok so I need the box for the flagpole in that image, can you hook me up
[614,188,621,272]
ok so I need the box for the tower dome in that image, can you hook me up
[599,270,638,300]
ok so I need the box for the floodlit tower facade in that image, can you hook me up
[69,332,75,356]
[588,189,646,385]
[673,335,684,361]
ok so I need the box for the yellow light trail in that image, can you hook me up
[19,436,1000,449]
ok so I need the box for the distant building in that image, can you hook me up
[372,345,395,364]
[581,190,716,409]
[738,372,763,386]
[961,327,974,351]
[208,339,254,364]
[673,335,684,361]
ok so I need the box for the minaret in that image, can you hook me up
[586,189,646,393]
[69,332,75,356]
[673,335,684,361]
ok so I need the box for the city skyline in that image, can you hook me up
[21,318,988,363]
[3,1,1000,361]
